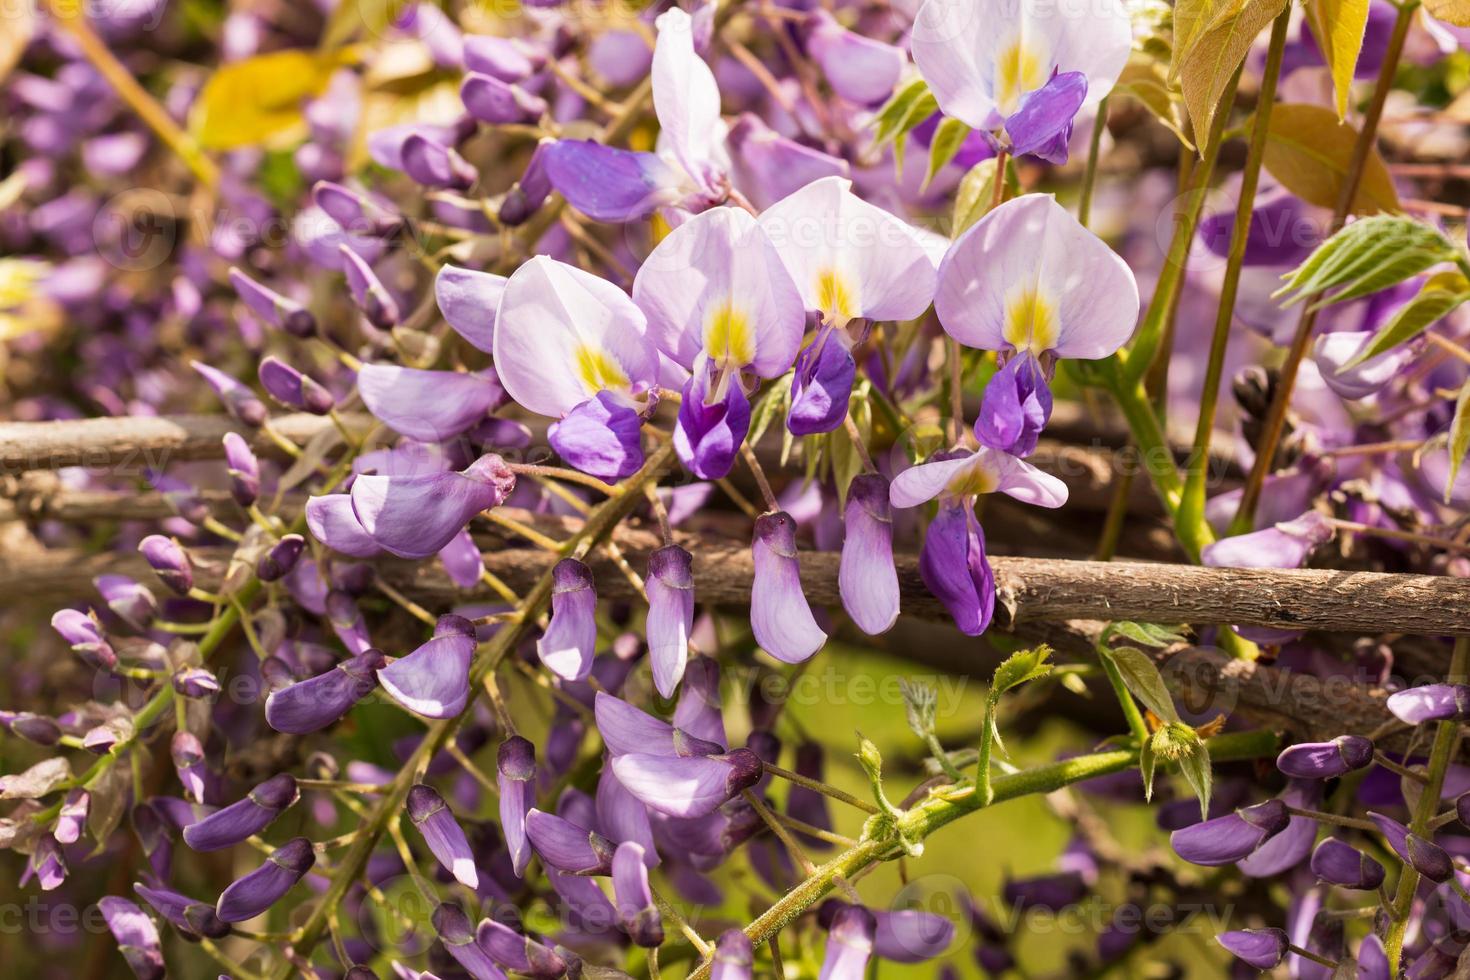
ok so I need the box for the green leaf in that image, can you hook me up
[1176,0,1288,149]
[900,680,938,740]
[1445,380,1470,504]
[1263,104,1400,215]
[1102,646,1182,724]
[951,158,1018,238]
[1139,736,1158,802]
[1277,216,1458,306]
[991,645,1054,699]
[872,77,937,149]
[1113,59,1193,150]
[747,374,792,449]
[923,118,972,190]
[191,50,349,150]
[1176,736,1214,820]
[1344,272,1470,367]
[1103,621,1190,649]
[1302,0,1371,119]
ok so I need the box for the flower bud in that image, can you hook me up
[612,841,663,947]
[526,808,616,875]
[498,735,537,877]
[431,902,503,979]
[264,649,386,734]
[1369,811,1453,882]
[751,512,827,663]
[477,917,568,978]
[55,789,89,844]
[407,784,480,889]
[1169,799,1289,866]
[99,897,164,980]
[215,837,316,922]
[222,432,259,508]
[712,928,753,980]
[183,774,299,852]
[228,267,315,338]
[171,667,220,700]
[256,534,305,582]
[537,559,597,681]
[1,710,61,745]
[1310,838,1384,890]
[192,361,267,427]
[1216,928,1288,970]
[340,245,400,329]
[820,904,877,980]
[94,574,157,631]
[1386,683,1470,725]
[258,356,335,415]
[135,880,231,939]
[1275,735,1374,779]
[139,535,193,595]
[646,545,694,698]
[51,608,116,670]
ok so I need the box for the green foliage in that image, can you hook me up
[923,117,973,190]
[1446,380,1470,504]
[951,158,1019,238]
[1276,216,1461,309]
[1262,104,1400,214]
[1344,271,1470,367]
[977,647,1054,805]
[871,76,939,173]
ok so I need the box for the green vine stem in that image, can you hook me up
[1228,0,1419,535]
[685,730,1278,979]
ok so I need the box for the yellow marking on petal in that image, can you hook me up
[815,268,858,326]
[1002,286,1059,359]
[575,345,630,394]
[704,301,755,367]
[996,39,1047,116]
[945,459,999,498]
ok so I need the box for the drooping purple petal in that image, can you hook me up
[646,546,694,698]
[1369,810,1452,881]
[787,328,856,436]
[612,841,663,946]
[1310,838,1385,890]
[264,650,386,734]
[543,140,687,223]
[1217,928,1288,970]
[340,245,400,329]
[1005,71,1087,163]
[431,902,508,980]
[537,559,598,681]
[134,880,231,939]
[434,264,506,353]
[183,774,298,851]
[99,897,165,980]
[819,904,877,980]
[1276,735,1374,779]
[673,656,726,749]
[525,808,616,875]
[461,72,547,124]
[139,535,192,596]
[498,736,537,877]
[751,512,828,663]
[357,363,504,442]
[351,454,515,559]
[476,918,567,978]
[548,391,646,481]
[975,352,1052,457]
[839,473,899,635]
[1386,683,1470,725]
[408,784,480,888]
[228,267,315,337]
[1170,800,1290,866]
[919,502,995,636]
[674,362,751,480]
[609,748,762,818]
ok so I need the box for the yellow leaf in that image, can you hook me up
[1302,0,1370,118]
[1177,0,1288,149]
[190,51,346,151]
[1113,58,1194,149]
[1425,0,1470,27]
[1170,0,1247,78]
[0,0,34,84]
[1262,103,1400,215]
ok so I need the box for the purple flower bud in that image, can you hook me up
[183,773,298,851]
[499,139,552,226]
[171,731,208,803]
[264,649,386,734]
[1369,811,1453,882]
[1201,510,1334,569]
[95,574,158,630]
[1459,792,1470,830]
[820,904,877,979]
[1310,837,1384,890]
[1170,799,1290,866]
[258,356,334,415]
[255,534,306,583]
[30,835,67,890]
[751,512,827,664]
[548,391,646,481]
[610,747,763,819]
[477,918,567,978]
[50,607,116,670]
[312,181,402,237]
[134,880,231,939]
[645,546,694,698]
[498,735,536,877]
[1386,683,1470,725]
[612,841,663,947]
[402,133,477,190]
[543,139,685,223]
[55,789,89,844]
[874,908,955,963]
[326,589,373,654]
[1216,928,1288,970]
[461,72,547,124]
[787,327,856,436]
[378,615,476,719]
[975,352,1052,457]
[228,267,315,337]
[712,928,753,980]
[220,432,260,508]
[463,34,539,81]
[1358,934,1390,980]
[215,837,315,922]
[99,897,164,980]
[171,667,220,700]
[537,559,598,681]
[408,784,480,889]
[431,902,506,980]
[1,710,61,745]
[192,361,267,427]
[839,474,899,635]
[340,245,400,329]
[1276,735,1374,779]
[139,535,193,595]
[525,808,616,875]
[1002,871,1087,912]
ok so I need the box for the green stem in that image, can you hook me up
[1097,649,1151,743]
[1077,97,1109,230]
[685,730,1277,979]
[1229,0,1418,535]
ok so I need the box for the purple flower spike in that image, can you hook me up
[525,809,616,875]
[407,784,480,889]
[610,747,763,818]
[839,474,899,636]
[258,356,334,415]
[461,72,547,124]
[874,908,955,963]
[215,837,316,922]
[787,328,856,436]
[1276,735,1374,779]
[1358,935,1390,980]
[139,535,192,595]
[476,918,567,978]
[1005,71,1087,163]
[431,903,508,980]
[498,735,537,876]
[192,361,267,427]
[542,139,684,223]
[674,364,751,481]
[340,245,400,329]
[919,502,995,636]
[1169,799,1290,866]
[256,534,305,583]
[100,897,165,980]
[134,880,231,939]
[820,904,877,980]
[1310,838,1385,890]
[435,264,506,353]
[401,133,477,191]
[1368,811,1453,882]
[183,773,298,852]
[264,649,386,734]
[51,608,116,670]
[1386,684,1470,725]
[1216,928,1288,970]
[171,731,208,802]
[95,574,158,630]
[548,391,646,481]
[975,353,1052,457]
[312,181,402,238]
[326,589,373,654]
[352,453,515,559]
[646,546,694,698]
[223,432,260,507]
[228,267,315,337]
[537,559,598,681]
[55,789,89,844]
[377,615,476,719]
[751,512,827,664]
[712,928,753,980]
[612,841,663,947]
